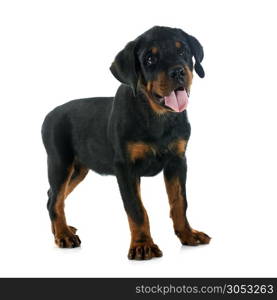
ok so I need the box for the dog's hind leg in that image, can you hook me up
[66,162,89,196]
[47,158,88,248]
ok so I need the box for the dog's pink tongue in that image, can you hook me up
[164,90,188,112]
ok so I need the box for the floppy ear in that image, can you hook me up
[185,33,205,78]
[110,41,139,96]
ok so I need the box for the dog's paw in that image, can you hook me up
[177,228,211,246]
[128,243,163,260]
[54,226,81,248]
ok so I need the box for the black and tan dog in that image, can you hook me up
[41,26,211,260]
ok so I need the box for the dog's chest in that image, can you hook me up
[126,139,187,176]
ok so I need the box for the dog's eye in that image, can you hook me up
[145,55,157,66]
[178,47,190,58]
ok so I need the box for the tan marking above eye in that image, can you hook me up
[175,41,181,48]
[151,47,158,54]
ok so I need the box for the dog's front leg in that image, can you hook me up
[115,162,162,260]
[163,156,211,246]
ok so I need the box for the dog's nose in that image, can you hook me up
[169,67,185,82]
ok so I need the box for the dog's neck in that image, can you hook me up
[133,90,184,139]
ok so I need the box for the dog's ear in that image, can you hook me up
[180,31,205,78]
[110,41,139,96]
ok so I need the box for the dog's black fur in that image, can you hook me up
[42,26,211,260]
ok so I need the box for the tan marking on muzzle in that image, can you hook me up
[175,41,181,48]
[184,65,193,92]
[152,72,172,97]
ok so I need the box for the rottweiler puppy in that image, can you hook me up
[41,26,211,260]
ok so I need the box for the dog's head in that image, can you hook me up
[110,26,205,113]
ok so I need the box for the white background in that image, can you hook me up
[0,0,277,277]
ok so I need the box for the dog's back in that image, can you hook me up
[42,97,115,176]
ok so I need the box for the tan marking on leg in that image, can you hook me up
[65,167,89,197]
[52,164,88,247]
[52,164,74,238]
[164,176,211,245]
[129,180,151,242]
[127,179,162,260]
[164,176,187,231]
